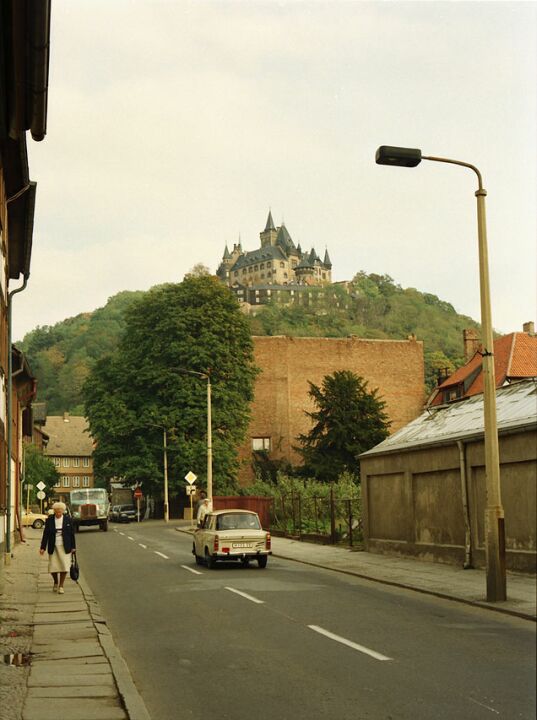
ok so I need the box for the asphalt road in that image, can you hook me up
[75,520,536,720]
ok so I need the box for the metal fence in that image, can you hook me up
[269,488,362,547]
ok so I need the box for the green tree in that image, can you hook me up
[83,276,258,497]
[23,444,59,504]
[296,370,390,482]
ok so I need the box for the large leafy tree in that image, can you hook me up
[83,276,258,496]
[296,370,390,482]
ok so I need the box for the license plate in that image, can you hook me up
[232,543,252,549]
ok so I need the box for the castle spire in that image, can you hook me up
[265,209,276,232]
[323,248,332,268]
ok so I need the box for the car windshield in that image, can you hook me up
[216,513,261,530]
[120,505,134,511]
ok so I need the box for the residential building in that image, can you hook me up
[217,211,332,307]
[429,323,537,406]
[1,1,52,560]
[360,379,537,572]
[43,414,95,503]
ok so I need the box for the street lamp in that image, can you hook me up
[375,145,506,602]
[147,419,171,523]
[175,369,213,505]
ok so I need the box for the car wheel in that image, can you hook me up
[32,519,44,529]
[101,521,108,532]
[241,557,250,567]
[257,556,268,569]
[205,548,217,569]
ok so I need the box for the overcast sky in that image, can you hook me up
[14,0,536,342]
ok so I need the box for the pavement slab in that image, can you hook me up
[27,686,118,698]
[28,672,116,687]
[22,697,128,720]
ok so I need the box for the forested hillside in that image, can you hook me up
[17,273,480,414]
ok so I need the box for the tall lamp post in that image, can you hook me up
[176,369,213,504]
[147,420,171,522]
[375,146,506,602]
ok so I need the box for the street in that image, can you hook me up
[74,521,536,720]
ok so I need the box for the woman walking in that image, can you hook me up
[39,502,76,594]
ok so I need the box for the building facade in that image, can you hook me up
[217,211,332,307]
[360,379,537,573]
[1,1,52,560]
[237,334,425,483]
[43,414,95,502]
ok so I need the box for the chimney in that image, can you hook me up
[523,321,535,335]
[463,328,480,362]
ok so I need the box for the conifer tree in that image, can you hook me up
[297,370,390,482]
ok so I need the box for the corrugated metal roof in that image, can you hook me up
[361,379,537,457]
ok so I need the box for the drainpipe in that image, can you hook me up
[457,440,473,569]
[5,275,29,564]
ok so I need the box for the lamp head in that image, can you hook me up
[375,146,422,167]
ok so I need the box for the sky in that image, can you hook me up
[13,0,537,342]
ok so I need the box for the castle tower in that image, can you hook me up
[259,210,278,247]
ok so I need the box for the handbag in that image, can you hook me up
[70,554,79,582]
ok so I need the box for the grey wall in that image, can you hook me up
[361,428,537,572]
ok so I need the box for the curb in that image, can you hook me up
[174,526,536,623]
[78,574,152,720]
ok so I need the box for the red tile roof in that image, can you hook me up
[431,332,537,405]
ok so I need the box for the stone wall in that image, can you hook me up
[238,335,425,483]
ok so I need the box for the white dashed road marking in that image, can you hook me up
[139,543,147,549]
[225,587,264,604]
[128,536,134,541]
[308,625,391,661]
[181,565,203,575]
[154,551,169,560]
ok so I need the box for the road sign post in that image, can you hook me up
[133,487,143,523]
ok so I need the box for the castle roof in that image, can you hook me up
[275,223,297,253]
[231,244,287,270]
[323,248,332,268]
[223,244,231,260]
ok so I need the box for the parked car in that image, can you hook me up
[192,509,271,569]
[111,504,137,523]
[21,511,48,529]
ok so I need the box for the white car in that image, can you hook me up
[193,509,271,569]
[21,511,48,529]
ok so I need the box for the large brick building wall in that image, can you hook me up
[238,335,425,483]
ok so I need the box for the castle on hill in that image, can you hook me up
[216,210,332,307]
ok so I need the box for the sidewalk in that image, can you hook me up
[0,529,150,720]
[176,520,536,621]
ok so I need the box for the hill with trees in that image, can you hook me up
[17,272,480,414]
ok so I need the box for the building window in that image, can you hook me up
[53,457,60,467]
[234,271,238,276]
[266,270,271,277]
[62,476,70,488]
[284,273,288,279]
[72,476,80,487]
[82,476,90,487]
[83,458,90,467]
[260,263,264,269]
[63,458,69,467]
[254,265,258,271]
[252,437,271,452]
[54,477,61,488]
[280,262,285,268]
[73,458,80,467]
[242,268,246,274]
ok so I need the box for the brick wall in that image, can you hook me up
[238,335,425,483]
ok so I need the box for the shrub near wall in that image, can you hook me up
[242,472,362,546]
